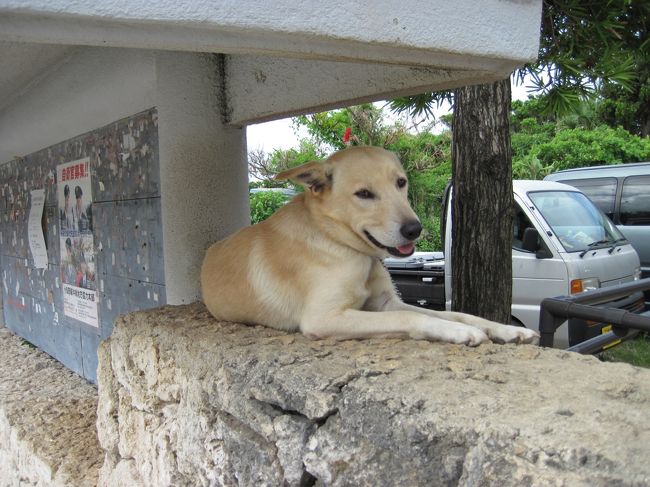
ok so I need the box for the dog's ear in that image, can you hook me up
[275,161,332,194]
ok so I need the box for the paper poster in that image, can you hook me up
[57,157,98,327]
[28,189,48,269]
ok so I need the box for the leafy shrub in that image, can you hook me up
[512,155,551,180]
[532,126,650,172]
[416,214,442,251]
[250,191,289,224]
[383,131,452,252]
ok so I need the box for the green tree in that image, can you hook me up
[295,104,390,149]
[392,2,647,120]
[510,96,650,179]
[597,67,650,137]
[449,79,514,324]
[519,1,643,116]
[388,1,648,323]
[249,139,324,185]
[249,191,290,224]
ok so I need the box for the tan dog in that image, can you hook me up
[201,146,539,346]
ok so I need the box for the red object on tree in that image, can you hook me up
[343,127,352,145]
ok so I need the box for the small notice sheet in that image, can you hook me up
[28,189,48,269]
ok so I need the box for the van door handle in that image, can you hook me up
[422,277,433,282]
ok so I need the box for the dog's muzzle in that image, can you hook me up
[364,221,421,257]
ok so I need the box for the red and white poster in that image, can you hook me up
[57,157,98,327]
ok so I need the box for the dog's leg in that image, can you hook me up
[300,309,489,346]
[383,300,539,344]
[427,309,539,344]
[367,262,538,344]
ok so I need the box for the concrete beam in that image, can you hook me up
[0,1,542,71]
[224,55,502,126]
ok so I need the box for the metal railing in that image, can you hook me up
[539,278,650,354]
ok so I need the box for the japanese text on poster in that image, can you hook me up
[57,157,98,327]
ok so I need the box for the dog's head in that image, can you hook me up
[276,146,421,258]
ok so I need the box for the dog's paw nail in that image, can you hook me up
[466,331,489,346]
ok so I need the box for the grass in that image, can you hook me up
[600,333,650,369]
[20,338,37,350]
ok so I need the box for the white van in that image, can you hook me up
[544,162,650,281]
[498,181,643,347]
[386,180,644,349]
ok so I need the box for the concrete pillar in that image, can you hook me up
[156,52,249,304]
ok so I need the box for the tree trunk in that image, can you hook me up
[451,78,513,324]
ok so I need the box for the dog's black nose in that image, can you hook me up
[400,220,422,240]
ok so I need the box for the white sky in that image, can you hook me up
[246,80,533,154]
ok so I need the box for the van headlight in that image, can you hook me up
[570,278,601,294]
[634,268,642,281]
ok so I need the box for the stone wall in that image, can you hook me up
[97,303,650,486]
[0,327,101,486]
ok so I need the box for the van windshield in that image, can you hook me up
[528,191,626,253]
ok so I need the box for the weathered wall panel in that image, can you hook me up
[92,114,161,202]
[94,198,164,284]
[98,275,165,341]
[80,327,102,383]
[0,107,165,383]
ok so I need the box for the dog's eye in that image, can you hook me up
[397,177,407,188]
[354,189,375,200]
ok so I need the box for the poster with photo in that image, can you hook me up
[57,157,98,327]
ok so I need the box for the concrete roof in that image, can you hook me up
[0,0,543,121]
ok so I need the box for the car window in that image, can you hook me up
[620,175,650,226]
[557,177,617,220]
[512,204,534,251]
[529,190,624,253]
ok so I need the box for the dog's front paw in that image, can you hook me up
[456,327,490,347]
[489,325,539,345]
[411,322,489,346]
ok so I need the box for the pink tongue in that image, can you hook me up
[397,243,415,255]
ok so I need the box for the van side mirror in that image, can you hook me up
[522,227,552,259]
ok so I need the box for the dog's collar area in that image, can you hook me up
[363,230,415,257]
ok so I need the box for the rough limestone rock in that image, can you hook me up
[0,328,102,486]
[97,303,650,486]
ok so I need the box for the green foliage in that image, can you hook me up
[601,334,650,369]
[511,97,551,124]
[389,92,452,120]
[597,64,650,137]
[389,132,452,251]
[295,104,387,149]
[532,126,650,171]
[512,155,550,180]
[511,95,650,179]
[391,1,650,129]
[417,214,442,252]
[21,339,37,350]
[406,162,450,250]
[248,139,324,185]
[249,191,289,224]
[249,180,269,190]
[520,0,643,116]
[269,140,323,170]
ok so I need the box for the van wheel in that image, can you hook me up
[511,317,525,327]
